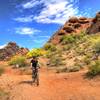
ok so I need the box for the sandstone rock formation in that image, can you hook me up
[0,42,29,60]
[49,16,92,44]
[87,12,100,34]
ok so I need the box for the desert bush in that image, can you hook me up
[56,66,80,73]
[56,67,68,73]
[75,31,87,45]
[60,34,76,44]
[48,56,65,67]
[61,31,86,45]
[83,56,91,65]
[67,66,80,72]
[74,62,84,69]
[0,68,4,76]
[75,47,85,55]
[56,66,82,73]
[27,48,46,58]
[46,49,62,58]
[93,40,100,54]
[9,56,28,67]
[88,60,100,76]
[44,43,57,51]
[45,51,53,58]
[63,45,72,51]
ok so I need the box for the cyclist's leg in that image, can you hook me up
[35,68,39,86]
[32,67,36,82]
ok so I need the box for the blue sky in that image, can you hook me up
[0,0,100,50]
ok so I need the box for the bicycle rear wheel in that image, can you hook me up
[36,72,39,86]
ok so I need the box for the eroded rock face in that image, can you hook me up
[87,12,100,34]
[49,16,92,44]
[16,47,29,56]
[0,42,29,60]
[68,17,79,23]
[63,25,75,33]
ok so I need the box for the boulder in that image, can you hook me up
[73,23,81,28]
[79,17,87,20]
[63,26,75,33]
[69,17,79,23]
[78,19,89,24]
[58,30,66,35]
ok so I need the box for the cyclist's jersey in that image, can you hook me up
[31,59,38,68]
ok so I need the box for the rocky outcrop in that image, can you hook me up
[16,47,29,56]
[49,16,92,44]
[0,42,29,60]
[87,12,100,34]
[68,17,79,23]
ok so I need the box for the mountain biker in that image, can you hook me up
[30,56,39,82]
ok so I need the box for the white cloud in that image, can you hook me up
[0,44,7,49]
[14,15,34,22]
[15,27,40,35]
[22,0,43,9]
[21,0,79,24]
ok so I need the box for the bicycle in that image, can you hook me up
[32,67,39,86]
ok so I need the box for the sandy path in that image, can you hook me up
[0,68,100,100]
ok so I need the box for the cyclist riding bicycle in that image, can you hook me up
[30,56,39,83]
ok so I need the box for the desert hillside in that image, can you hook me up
[43,12,100,73]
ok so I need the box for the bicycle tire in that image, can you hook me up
[36,72,39,86]
[32,68,39,86]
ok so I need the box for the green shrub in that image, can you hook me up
[77,30,86,39]
[75,47,85,55]
[44,43,57,51]
[67,66,80,72]
[88,60,100,77]
[9,56,27,67]
[49,56,65,67]
[45,51,53,58]
[63,45,72,51]
[0,68,4,76]
[56,68,68,73]
[60,34,76,44]
[93,40,100,54]
[60,31,86,45]
[74,62,84,69]
[56,66,81,73]
[83,56,91,65]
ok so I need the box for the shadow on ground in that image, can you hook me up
[18,80,33,85]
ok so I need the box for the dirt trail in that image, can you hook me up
[0,68,100,100]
